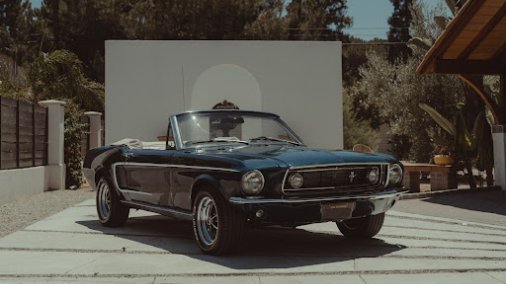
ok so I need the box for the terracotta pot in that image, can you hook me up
[433,155,454,165]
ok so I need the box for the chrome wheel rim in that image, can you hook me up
[97,180,111,220]
[196,196,219,246]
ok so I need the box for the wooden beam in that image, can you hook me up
[492,41,506,60]
[459,74,500,124]
[417,0,486,74]
[434,59,506,74]
[458,2,506,59]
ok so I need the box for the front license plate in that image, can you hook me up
[320,202,355,221]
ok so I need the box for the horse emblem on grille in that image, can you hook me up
[349,171,356,183]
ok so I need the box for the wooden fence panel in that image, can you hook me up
[1,98,17,169]
[33,104,47,167]
[0,98,48,170]
[18,101,33,168]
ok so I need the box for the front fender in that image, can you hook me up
[190,174,221,201]
[83,146,124,190]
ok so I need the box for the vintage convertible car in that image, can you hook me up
[83,110,405,255]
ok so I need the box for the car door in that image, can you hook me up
[115,122,177,206]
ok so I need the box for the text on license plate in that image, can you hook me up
[320,202,356,221]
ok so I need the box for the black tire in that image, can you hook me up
[96,177,129,227]
[336,213,385,238]
[192,189,245,255]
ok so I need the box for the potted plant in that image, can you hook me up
[433,145,454,165]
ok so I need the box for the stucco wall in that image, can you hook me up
[0,166,49,205]
[105,40,343,149]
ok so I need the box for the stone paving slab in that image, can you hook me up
[361,272,506,284]
[2,273,505,284]
[1,198,506,283]
[382,218,506,235]
[387,210,506,230]
[3,231,506,259]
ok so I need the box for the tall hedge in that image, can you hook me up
[64,101,86,189]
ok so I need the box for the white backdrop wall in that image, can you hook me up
[105,40,343,149]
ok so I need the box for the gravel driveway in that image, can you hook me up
[0,187,94,238]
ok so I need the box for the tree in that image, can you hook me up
[285,0,352,41]
[41,0,127,82]
[387,0,412,61]
[343,88,376,149]
[243,0,287,40]
[0,0,43,66]
[0,0,22,53]
[120,0,264,40]
[28,50,104,112]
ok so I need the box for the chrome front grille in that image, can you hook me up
[282,164,387,194]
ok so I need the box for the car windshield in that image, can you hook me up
[176,111,303,147]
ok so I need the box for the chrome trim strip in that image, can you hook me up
[385,163,391,188]
[229,190,400,204]
[283,186,335,192]
[292,165,382,173]
[117,189,153,196]
[281,163,389,193]
[170,116,184,150]
[176,109,280,118]
[111,162,239,194]
[113,162,239,172]
[289,162,390,170]
[121,200,192,221]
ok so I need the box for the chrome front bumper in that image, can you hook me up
[229,189,404,223]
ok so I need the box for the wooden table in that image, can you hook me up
[401,162,457,192]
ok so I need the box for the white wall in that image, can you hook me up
[0,166,49,205]
[106,41,343,149]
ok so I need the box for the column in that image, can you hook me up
[492,125,506,190]
[39,100,66,190]
[84,111,103,149]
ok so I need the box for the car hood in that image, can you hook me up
[195,144,397,169]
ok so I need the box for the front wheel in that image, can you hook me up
[336,213,385,238]
[192,190,244,255]
[96,177,129,227]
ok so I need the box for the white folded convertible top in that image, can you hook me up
[111,138,165,150]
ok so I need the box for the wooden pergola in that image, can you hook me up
[417,0,505,124]
[417,0,506,190]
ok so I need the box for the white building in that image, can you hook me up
[105,40,343,149]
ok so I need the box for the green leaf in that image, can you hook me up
[419,103,456,136]
[455,111,475,152]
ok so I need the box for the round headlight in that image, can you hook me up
[368,167,379,184]
[288,173,304,189]
[241,170,265,195]
[388,164,403,185]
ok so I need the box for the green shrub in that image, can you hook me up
[343,90,376,150]
[64,101,87,189]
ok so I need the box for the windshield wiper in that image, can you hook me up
[250,136,302,146]
[186,138,250,146]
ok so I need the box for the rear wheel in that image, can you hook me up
[96,177,129,227]
[192,189,244,255]
[336,213,385,238]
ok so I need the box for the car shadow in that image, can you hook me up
[421,190,506,216]
[77,214,406,269]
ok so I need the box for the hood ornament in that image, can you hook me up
[349,171,356,183]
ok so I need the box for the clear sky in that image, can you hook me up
[29,0,444,41]
[343,0,394,40]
